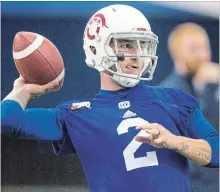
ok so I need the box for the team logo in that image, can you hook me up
[86,13,108,40]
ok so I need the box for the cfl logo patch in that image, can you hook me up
[118,101,130,109]
[71,101,91,111]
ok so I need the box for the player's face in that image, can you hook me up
[179,32,211,74]
[110,39,145,75]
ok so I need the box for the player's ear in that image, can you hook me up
[109,38,114,48]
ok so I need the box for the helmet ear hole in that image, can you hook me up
[89,46,97,55]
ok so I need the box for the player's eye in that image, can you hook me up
[120,43,134,50]
[123,43,132,49]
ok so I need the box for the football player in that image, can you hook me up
[1,4,219,192]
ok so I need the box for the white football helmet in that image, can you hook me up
[83,4,159,87]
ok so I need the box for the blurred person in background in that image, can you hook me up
[161,22,219,128]
[161,22,219,192]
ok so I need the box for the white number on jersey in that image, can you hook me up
[117,117,159,171]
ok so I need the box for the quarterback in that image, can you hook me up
[1,5,219,192]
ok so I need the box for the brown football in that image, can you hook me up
[13,31,64,88]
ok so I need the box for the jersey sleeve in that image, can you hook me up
[52,100,77,156]
[1,99,76,156]
[52,128,76,156]
[187,107,219,168]
[169,88,200,130]
[1,100,63,140]
[171,89,219,168]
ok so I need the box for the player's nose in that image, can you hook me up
[131,48,141,54]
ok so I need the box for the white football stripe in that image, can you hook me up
[13,34,44,60]
[51,68,65,84]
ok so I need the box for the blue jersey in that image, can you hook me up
[1,83,219,192]
[52,83,208,192]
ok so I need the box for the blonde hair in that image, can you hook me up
[168,22,209,58]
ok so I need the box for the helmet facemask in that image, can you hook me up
[101,32,159,87]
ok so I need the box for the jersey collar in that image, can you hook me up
[96,82,145,98]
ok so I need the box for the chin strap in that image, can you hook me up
[112,74,140,88]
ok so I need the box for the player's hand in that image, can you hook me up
[194,62,219,87]
[135,123,178,149]
[13,75,60,98]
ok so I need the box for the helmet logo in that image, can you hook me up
[86,13,108,40]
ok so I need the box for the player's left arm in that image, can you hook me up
[135,107,219,167]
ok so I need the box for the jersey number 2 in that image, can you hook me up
[117,117,159,171]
